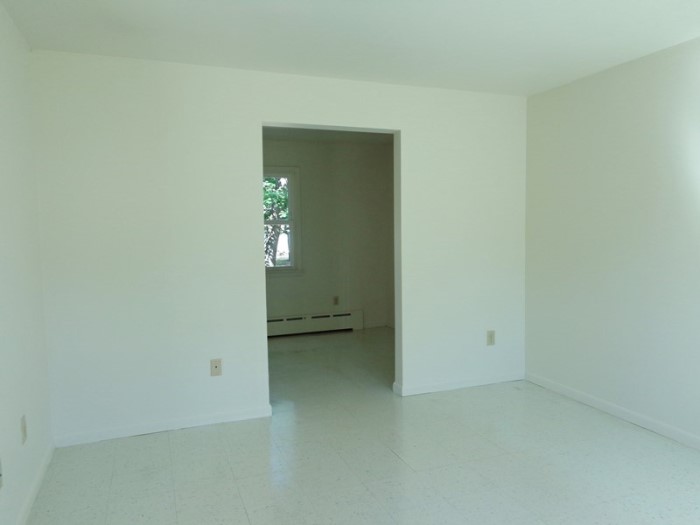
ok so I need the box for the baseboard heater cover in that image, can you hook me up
[267,310,363,336]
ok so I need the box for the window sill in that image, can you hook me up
[266,267,305,277]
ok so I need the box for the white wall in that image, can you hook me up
[0,6,53,525]
[333,141,395,328]
[527,38,700,448]
[32,50,526,445]
[264,138,394,328]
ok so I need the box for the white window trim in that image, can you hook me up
[264,166,302,273]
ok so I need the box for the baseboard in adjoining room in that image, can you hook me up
[267,310,363,337]
[53,404,272,448]
[526,373,700,451]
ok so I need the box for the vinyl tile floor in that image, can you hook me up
[29,328,700,524]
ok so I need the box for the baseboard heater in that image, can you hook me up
[267,310,363,337]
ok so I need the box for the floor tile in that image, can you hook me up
[28,328,700,525]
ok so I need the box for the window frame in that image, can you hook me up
[263,166,301,272]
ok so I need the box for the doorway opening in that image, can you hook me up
[261,124,401,410]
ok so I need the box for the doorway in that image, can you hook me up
[261,125,400,407]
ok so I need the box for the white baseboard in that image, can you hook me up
[527,373,700,451]
[54,405,272,447]
[394,372,524,397]
[19,445,54,525]
[267,309,363,336]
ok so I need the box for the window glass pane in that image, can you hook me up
[264,223,291,267]
[275,230,291,266]
[263,174,295,268]
[263,177,289,221]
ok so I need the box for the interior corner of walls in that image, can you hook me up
[526,373,700,451]
[53,405,272,448]
[19,445,54,525]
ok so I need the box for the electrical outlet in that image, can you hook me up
[21,415,27,444]
[210,358,222,377]
[333,296,339,306]
[486,330,496,346]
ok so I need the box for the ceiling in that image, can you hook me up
[4,0,700,95]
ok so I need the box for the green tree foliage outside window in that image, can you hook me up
[263,176,292,267]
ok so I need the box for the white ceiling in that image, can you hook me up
[4,0,700,95]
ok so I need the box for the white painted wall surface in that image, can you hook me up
[32,51,526,444]
[333,141,395,328]
[264,138,394,328]
[0,6,53,524]
[527,38,700,448]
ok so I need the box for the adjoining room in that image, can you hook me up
[2,1,700,524]
[261,126,396,410]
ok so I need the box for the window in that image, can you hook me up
[263,167,299,269]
